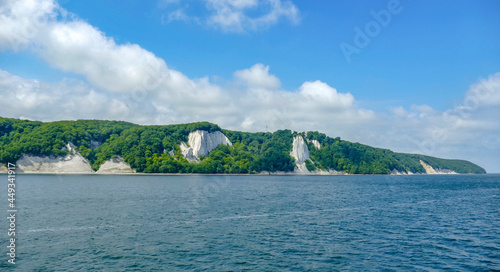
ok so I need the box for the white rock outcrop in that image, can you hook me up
[390,169,414,175]
[311,140,321,150]
[290,135,310,174]
[180,130,232,161]
[62,142,77,153]
[14,141,93,174]
[0,164,7,173]
[16,153,94,173]
[419,160,457,174]
[180,142,195,161]
[97,156,135,174]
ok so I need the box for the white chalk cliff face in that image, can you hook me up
[17,154,93,173]
[419,160,457,174]
[16,142,94,173]
[97,156,135,174]
[390,169,414,175]
[290,135,310,173]
[290,136,347,175]
[63,142,76,153]
[311,139,321,150]
[180,130,232,161]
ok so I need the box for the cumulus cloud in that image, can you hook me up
[464,72,500,106]
[0,0,171,94]
[298,81,355,109]
[234,63,281,90]
[39,21,171,93]
[0,0,57,51]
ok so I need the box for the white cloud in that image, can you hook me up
[205,0,300,32]
[0,0,57,51]
[234,63,280,90]
[159,0,300,33]
[298,81,355,109]
[1,0,189,97]
[39,21,171,93]
[464,72,500,106]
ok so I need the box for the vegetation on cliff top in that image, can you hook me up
[0,117,486,174]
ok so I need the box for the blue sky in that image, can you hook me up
[1,0,499,172]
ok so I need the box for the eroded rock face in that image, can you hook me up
[180,142,195,161]
[16,154,94,173]
[0,164,7,173]
[419,160,457,174]
[180,130,232,161]
[390,169,414,175]
[311,140,321,150]
[290,135,310,173]
[291,135,310,164]
[96,156,135,174]
[62,142,76,153]
[14,141,93,173]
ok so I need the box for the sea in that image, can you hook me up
[1,174,499,271]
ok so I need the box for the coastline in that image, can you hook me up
[0,171,485,176]
[0,154,481,176]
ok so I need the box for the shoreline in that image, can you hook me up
[0,172,487,176]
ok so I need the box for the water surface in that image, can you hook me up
[1,174,499,271]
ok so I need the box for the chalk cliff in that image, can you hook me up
[290,136,348,175]
[180,130,232,161]
[389,162,457,175]
[311,140,321,150]
[390,169,414,175]
[290,135,310,174]
[14,142,93,173]
[16,153,94,173]
[0,164,7,173]
[96,156,135,174]
[420,160,457,174]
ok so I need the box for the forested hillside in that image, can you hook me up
[0,117,486,174]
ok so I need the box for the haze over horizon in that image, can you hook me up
[1,0,499,172]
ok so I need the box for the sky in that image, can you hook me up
[0,0,499,172]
